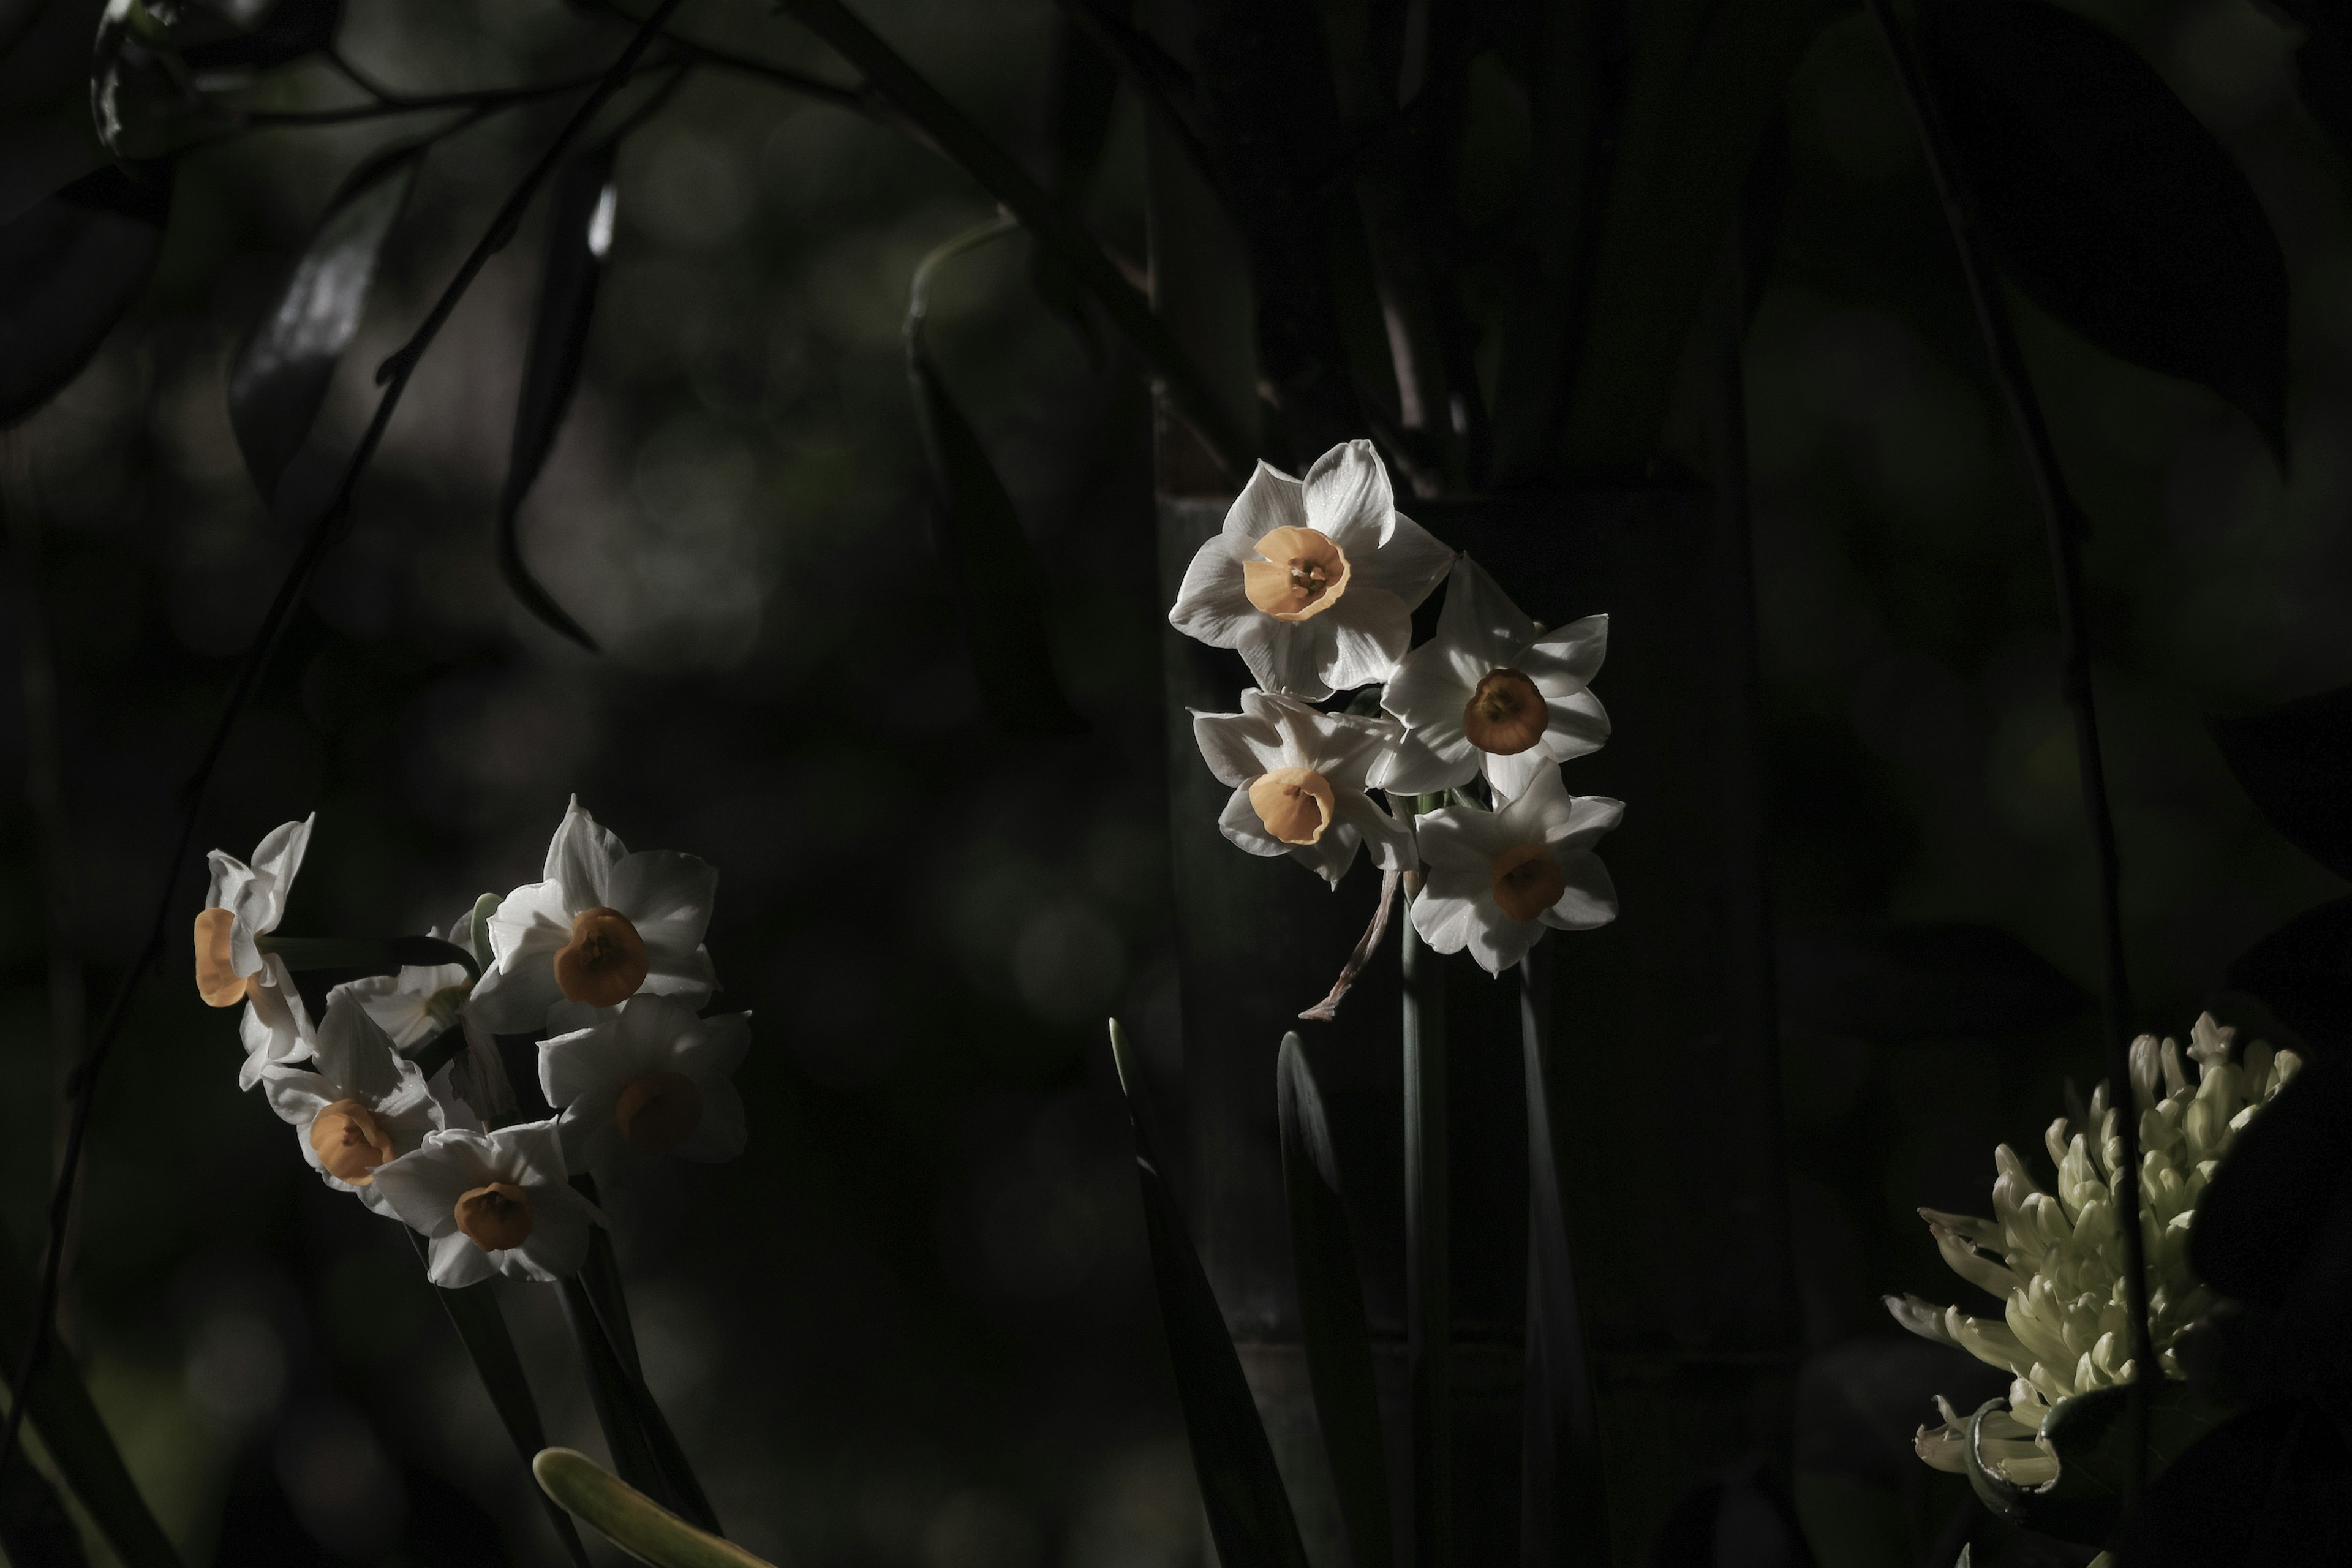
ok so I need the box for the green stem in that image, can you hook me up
[1401,894,1450,1568]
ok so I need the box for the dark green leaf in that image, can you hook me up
[558,1276,679,1521]
[0,165,170,426]
[92,0,236,161]
[1274,1035,1392,1568]
[2190,1049,2352,1310]
[228,143,421,514]
[1777,923,2088,1043]
[1107,1021,1310,1568]
[499,139,614,650]
[2214,685,2352,882]
[414,1235,591,1568]
[1029,2,1122,363]
[0,1444,88,1568]
[2222,894,2352,1056]
[906,219,1087,738]
[1915,0,2290,461]
[2113,1401,2352,1568]
[1965,1384,2228,1547]
[180,0,341,75]
[0,1215,181,1568]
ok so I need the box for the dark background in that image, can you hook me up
[0,0,2345,1562]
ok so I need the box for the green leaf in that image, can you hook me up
[559,1275,675,1515]
[0,1215,181,1568]
[0,1445,89,1568]
[1106,1020,1310,1568]
[1274,1035,1392,1568]
[0,166,171,426]
[1964,1383,2230,1547]
[227,143,422,514]
[414,1235,592,1568]
[906,217,1087,738]
[534,1447,777,1568]
[179,0,342,75]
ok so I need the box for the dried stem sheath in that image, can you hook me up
[1864,0,2152,1496]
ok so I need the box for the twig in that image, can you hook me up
[1299,867,1399,1021]
[1863,0,2152,1497]
[0,0,690,1487]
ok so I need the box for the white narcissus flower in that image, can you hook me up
[263,987,444,1216]
[1374,556,1610,801]
[539,995,750,1169]
[467,797,718,1035]
[194,815,319,1090]
[1891,1016,2302,1485]
[1169,440,1455,701]
[1192,690,1415,887]
[346,908,481,1049]
[1408,765,1621,975]
[371,1121,605,1287]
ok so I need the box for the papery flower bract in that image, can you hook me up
[1890,1015,2302,1485]
[539,995,750,1169]
[1169,441,1454,701]
[468,797,718,1035]
[1408,765,1621,975]
[1192,690,1415,886]
[1374,556,1609,800]
[371,1121,605,1286]
[263,987,444,1216]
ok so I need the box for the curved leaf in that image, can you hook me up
[2111,1400,2352,1568]
[2214,685,2352,882]
[92,0,236,161]
[1965,1384,2228,1547]
[2190,1049,2352,1311]
[907,218,1087,738]
[496,138,613,649]
[1915,0,2290,459]
[1107,1020,1310,1568]
[227,142,421,514]
[1275,1034,1392,1568]
[0,165,170,426]
[179,0,342,75]
[2222,894,2352,1056]
[534,1449,775,1568]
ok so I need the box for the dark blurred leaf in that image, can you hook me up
[557,1278,680,1522]
[572,1208,720,1536]
[1107,1022,1310,1568]
[228,143,421,514]
[416,1236,592,1568]
[1795,1337,2007,1486]
[0,0,108,230]
[499,138,614,650]
[2222,894,2352,1055]
[401,1468,515,1568]
[1777,924,2087,1042]
[0,165,170,426]
[1646,1461,1814,1568]
[905,217,1088,738]
[1964,1384,2226,1547]
[1915,0,2290,460]
[2112,1401,2352,1568]
[2190,1047,2352,1308]
[1030,1,1123,363]
[0,1441,89,1568]
[1274,1035,1392,1568]
[180,0,341,74]
[0,1216,181,1568]
[2214,685,2352,881]
[2263,0,2352,173]
[92,0,236,160]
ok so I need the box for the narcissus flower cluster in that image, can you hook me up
[1169,439,1623,976]
[1888,1014,2300,1485]
[195,799,750,1286]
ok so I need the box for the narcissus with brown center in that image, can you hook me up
[538,995,750,1169]
[468,797,718,1035]
[263,989,445,1215]
[1374,556,1610,801]
[1408,765,1622,974]
[1191,689,1416,886]
[195,815,320,1090]
[371,1120,605,1286]
[1169,441,1455,701]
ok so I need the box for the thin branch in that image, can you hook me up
[1863,0,2153,1496]
[1047,0,1221,193]
[0,0,690,1489]
[1299,867,1399,1021]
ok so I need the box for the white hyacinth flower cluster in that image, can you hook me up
[197,798,751,1287]
[1168,439,1623,976]
[1888,1013,2301,1485]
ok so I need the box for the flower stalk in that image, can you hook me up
[1401,885,1452,1568]
[1864,0,2154,1496]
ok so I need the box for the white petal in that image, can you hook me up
[639,943,717,1004]
[1497,763,1576,839]
[1217,788,1291,858]
[1481,747,1548,804]
[1536,848,1618,930]
[1193,706,1287,788]
[491,1118,570,1189]
[1302,440,1392,550]
[261,1068,337,1129]
[1332,789,1415,872]
[1464,907,1545,976]
[1409,805,1505,872]
[608,850,717,962]
[313,989,410,1104]
[1222,459,1308,548]
[542,796,625,911]
[676,1009,753,1085]
[1287,816,1363,887]
[1431,556,1537,671]
[1351,510,1454,612]
[1168,540,1260,651]
[1520,612,1608,687]
[1237,617,1335,702]
[1536,689,1611,761]
[1321,587,1412,691]
[237,960,314,1091]
[1267,698,1400,788]
[514,1182,604,1278]
[1545,794,1625,853]
[1409,872,1485,956]
[372,1136,483,1236]
[1380,636,1477,748]
[247,815,315,904]
[1372,730,1474,795]
[427,1231,494,1287]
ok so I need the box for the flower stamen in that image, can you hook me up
[310,1099,396,1185]
[554,907,649,1007]
[1463,668,1547,755]
[454,1182,534,1251]
[1489,843,1566,922]
[1249,767,1336,845]
[194,908,250,1007]
[1242,526,1352,622]
[616,1070,704,1155]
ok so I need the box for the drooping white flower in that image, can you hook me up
[467,798,718,1035]
[371,1120,605,1287]
[1191,690,1415,887]
[262,988,444,1216]
[1168,441,1455,701]
[1374,556,1609,801]
[346,908,481,1049]
[1891,1016,2302,1484]
[539,995,750,1169]
[194,816,320,1090]
[1408,765,1621,975]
